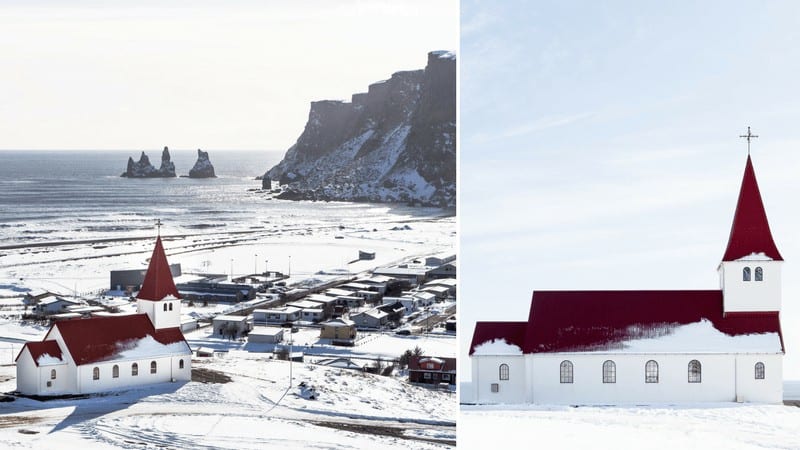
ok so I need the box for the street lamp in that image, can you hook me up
[288,255,291,277]
[265,259,269,276]
[230,259,233,280]
[254,254,258,275]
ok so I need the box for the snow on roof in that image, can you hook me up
[39,296,81,306]
[213,315,249,322]
[735,252,774,262]
[472,338,524,356]
[322,318,355,327]
[16,340,64,366]
[249,327,284,337]
[36,353,66,366]
[114,335,191,360]
[617,319,781,353]
[137,236,182,301]
[286,300,324,310]
[256,306,301,315]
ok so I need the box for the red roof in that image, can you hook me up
[15,340,63,366]
[46,314,189,366]
[470,290,784,355]
[137,236,181,301]
[409,355,457,372]
[722,155,783,261]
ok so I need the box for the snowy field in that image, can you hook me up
[460,404,800,450]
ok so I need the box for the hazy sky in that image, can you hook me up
[460,0,800,380]
[0,0,457,151]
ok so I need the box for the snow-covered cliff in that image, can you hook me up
[265,51,456,208]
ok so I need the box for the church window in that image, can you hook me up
[755,267,763,281]
[491,383,499,393]
[112,365,119,378]
[688,360,702,383]
[645,360,659,383]
[163,303,168,311]
[743,267,751,281]
[602,360,616,383]
[50,369,56,380]
[93,367,100,380]
[755,362,765,380]
[150,361,157,374]
[179,359,185,369]
[169,303,173,311]
[560,360,574,383]
[132,363,139,376]
[499,364,510,380]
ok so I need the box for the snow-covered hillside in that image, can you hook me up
[265,51,456,208]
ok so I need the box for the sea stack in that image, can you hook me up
[121,147,177,178]
[188,149,216,178]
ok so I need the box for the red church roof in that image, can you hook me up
[470,290,784,355]
[15,340,63,366]
[722,155,783,261]
[45,314,189,366]
[137,236,181,301]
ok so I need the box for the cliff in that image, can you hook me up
[121,147,177,178]
[188,149,216,178]
[264,51,456,208]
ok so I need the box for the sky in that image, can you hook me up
[459,0,800,381]
[0,0,458,151]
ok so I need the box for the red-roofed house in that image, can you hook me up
[16,236,192,396]
[469,155,785,405]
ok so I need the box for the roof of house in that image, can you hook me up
[45,314,190,366]
[137,236,182,302]
[470,290,784,355]
[722,155,782,261]
[409,355,456,372]
[322,318,355,327]
[16,340,64,366]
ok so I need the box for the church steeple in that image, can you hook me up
[137,235,182,329]
[721,155,783,262]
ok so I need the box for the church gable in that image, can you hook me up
[16,340,64,366]
[137,236,181,302]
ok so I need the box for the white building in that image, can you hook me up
[16,236,192,396]
[253,306,301,324]
[469,155,785,405]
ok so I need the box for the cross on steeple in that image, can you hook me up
[739,126,759,155]
[155,219,163,236]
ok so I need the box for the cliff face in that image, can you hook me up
[265,51,456,208]
[121,147,177,178]
[188,149,216,178]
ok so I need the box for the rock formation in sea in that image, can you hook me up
[120,147,177,178]
[263,50,456,208]
[188,149,217,178]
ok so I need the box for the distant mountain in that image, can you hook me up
[264,51,456,208]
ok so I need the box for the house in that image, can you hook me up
[409,356,456,386]
[420,285,450,301]
[410,291,436,307]
[304,294,338,315]
[110,264,181,292]
[423,278,457,296]
[372,266,429,285]
[247,327,284,344]
[253,306,301,324]
[427,261,457,279]
[354,276,392,294]
[176,281,256,303]
[319,318,357,345]
[469,155,785,405]
[382,296,418,315]
[286,300,327,322]
[336,295,365,309]
[350,308,389,329]
[212,315,251,338]
[31,297,84,317]
[425,252,455,267]
[16,236,192,396]
[377,301,407,323]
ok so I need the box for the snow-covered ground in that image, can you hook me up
[460,404,800,450]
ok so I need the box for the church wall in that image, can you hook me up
[471,355,526,404]
[530,354,736,404]
[15,347,39,395]
[735,354,782,403]
[75,354,190,394]
[720,261,781,313]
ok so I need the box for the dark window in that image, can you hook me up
[755,267,763,282]
[93,367,100,380]
[150,361,157,374]
[499,364,510,380]
[603,360,616,383]
[491,383,499,393]
[112,364,119,378]
[755,362,765,380]
[442,374,451,381]
[743,267,751,281]
[50,369,56,380]
[169,303,173,311]
[560,360,574,384]
[688,360,702,383]
[179,359,185,369]
[163,303,168,311]
[423,372,431,379]
[132,362,138,376]
[645,360,659,383]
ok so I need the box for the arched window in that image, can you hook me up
[499,364,509,380]
[163,303,168,311]
[755,267,763,281]
[179,359,185,369]
[560,360,573,383]
[645,360,659,383]
[93,367,100,380]
[688,360,702,383]
[755,362,765,380]
[132,363,138,376]
[150,361,157,374]
[602,360,616,383]
[743,267,751,281]
[169,303,173,311]
[112,365,119,378]
[50,369,57,380]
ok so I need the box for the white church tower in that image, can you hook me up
[718,152,783,314]
[136,235,183,329]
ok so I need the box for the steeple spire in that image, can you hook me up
[137,236,182,301]
[721,155,782,261]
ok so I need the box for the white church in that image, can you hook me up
[15,236,192,396]
[469,153,785,405]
